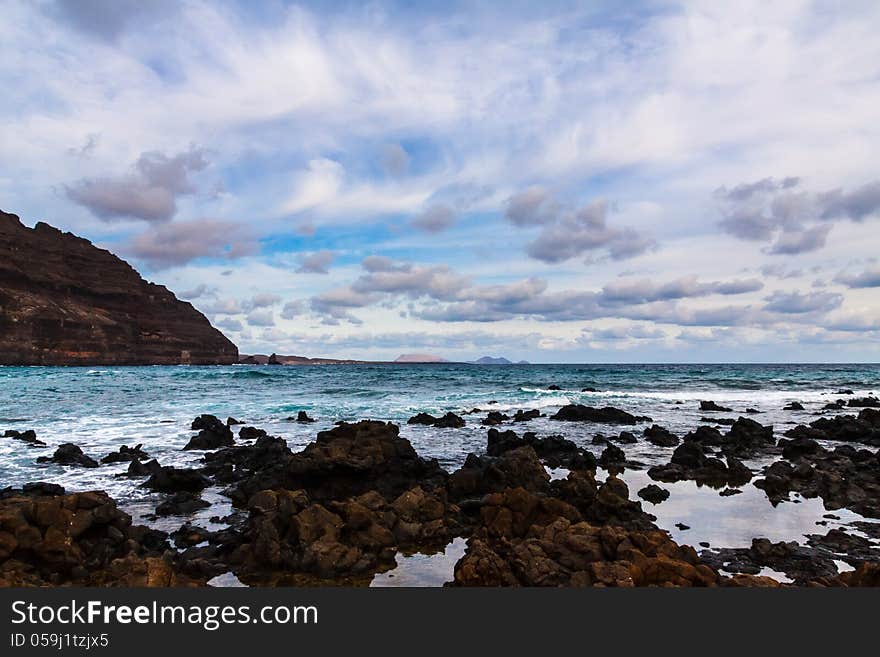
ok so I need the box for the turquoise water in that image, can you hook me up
[1,363,879,578]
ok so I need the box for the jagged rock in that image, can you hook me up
[155,492,211,516]
[598,444,627,469]
[648,442,751,488]
[513,409,541,422]
[615,431,637,444]
[448,447,549,501]
[0,210,237,365]
[36,443,98,468]
[638,485,670,504]
[184,415,234,450]
[122,458,162,477]
[101,444,148,464]
[295,411,316,423]
[643,424,679,447]
[701,417,736,425]
[407,412,465,428]
[482,411,509,426]
[551,404,650,425]
[848,396,880,408]
[485,428,596,470]
[684,425,724,445]
[2,429,45,446]
[700,538,840,583]
[700,401,732,412]
[223,421,448,507]
[142,466,210,493]
[227,417,244,426]
[238,426,268,440]
[785,409,880,446]
[783,402,805,410]
[454,512,718,587]
[721,417,775,457]
[753,444,880,516]
[0,488,202,587]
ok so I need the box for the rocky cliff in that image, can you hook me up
[0,210,238,365]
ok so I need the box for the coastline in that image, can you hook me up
[2,364,879,587]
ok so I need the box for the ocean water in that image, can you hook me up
[2,363,879,584]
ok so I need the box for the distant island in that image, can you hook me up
[470,356,530,365]
[394,353,449,363]
[0,210,237,366]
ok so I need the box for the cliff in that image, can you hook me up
[0,210,238,365]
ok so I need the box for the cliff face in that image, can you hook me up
[0,210,238,365]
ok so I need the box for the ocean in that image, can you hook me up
[2,363,879,585]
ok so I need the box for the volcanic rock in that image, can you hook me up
[0,210,237,365]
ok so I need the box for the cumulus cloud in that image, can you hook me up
[763,290,843,314]
[717,177,880,254]
[411,204,456,233]
[296,250,336,274]
[67,147,209,222]
[767,225,832,255]
[179,283,216,300]
[281,300,306,319]
[126,218,258,268]
[818,181,880,221]
[246,309,275,327]
[243,293,281,311]
[504,187,560,226]
[834,267,880,288]
[350,260,469,300]
[600,276,763,305]
[510,195,655,264]
[214,317,243,332]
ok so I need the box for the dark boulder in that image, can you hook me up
[122,458,162,477]
[143,466,210,493]
[598,444,627,469]
[238,426,268,440]
[407,412,465,428]
[684,425,724,446]
[3,429,45,446]
[100,444,148,464]
[155,492,211,516]
[551,404,650,425]
[448,446,549,501]
[848,396,880,408]
[615,431,637,444]
[643,424,679,447]
[486,428,595,469]
[783,402,805,411]
[481,411,509,426]
[700,401,733,412]
[183,419,235,450]
[638,484,670,504]
[513,409,541,422]
[36,443,98,468]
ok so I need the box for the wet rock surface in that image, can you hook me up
[0,487,201,586]
[551,404,651,424]
[36,443,99,468]
[4,404,880,588]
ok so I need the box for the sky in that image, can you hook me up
[2,0,880,363]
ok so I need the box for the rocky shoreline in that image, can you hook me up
[2,400,880,587]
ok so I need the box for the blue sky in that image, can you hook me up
[2,0,880,362]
